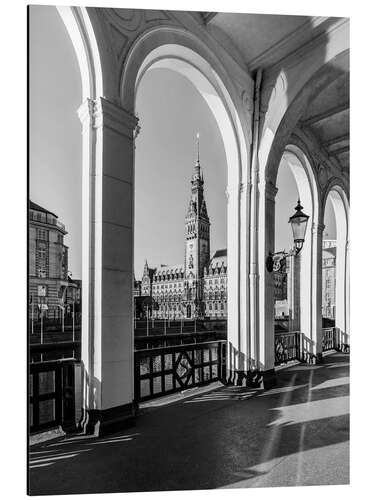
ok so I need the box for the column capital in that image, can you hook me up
[261,179,278,201]
[225,185,239,202]
[312,222,325,235]
[78,97,139,140]
[239,182,250,196]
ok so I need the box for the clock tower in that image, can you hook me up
[184,134,210,317]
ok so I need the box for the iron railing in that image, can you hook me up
[29,360,80,433]
[322,327,350,352]
[30,341,81,363]
[134,340,226,402]
[135,331,225,350]
[322,327,335,351]
[274,331,301,365]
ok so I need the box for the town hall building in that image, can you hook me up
[134,146,228,320]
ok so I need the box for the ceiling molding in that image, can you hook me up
[330,146,349,156]
[301,102,349,127]
[246,16,326,71]
[323,134,349,148]
[200,12,217,24]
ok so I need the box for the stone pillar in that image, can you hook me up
[310,222,324,362]
[225,185,243,385]
[345,240,350,342]
[287,254,300,332]
[78,97,138,435]
[335,237,349,346]
[257,179,278,388]
[238,181,251,381]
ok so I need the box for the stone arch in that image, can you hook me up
[323,183,349,344]
[277,144,323,359]
[122,29,251,380]
[57,6,108,417]
[258,135,323,370]
[57,6,104,99]
[260,49,350,187]
[256,47,349,371]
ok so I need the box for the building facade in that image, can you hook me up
[134,149,296,321]
[135,151,228,320]
[322,239,336,320]
[273,252,289,318]
[29,201,79,319]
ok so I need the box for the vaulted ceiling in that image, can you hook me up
[201,12,349,174]
[300,73,349,172]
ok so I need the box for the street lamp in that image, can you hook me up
[266,199,310,272]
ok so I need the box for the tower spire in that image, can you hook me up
[196,132,200,164]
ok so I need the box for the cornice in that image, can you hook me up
[78,97,138,139]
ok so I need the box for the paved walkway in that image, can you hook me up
[29,352,349,494]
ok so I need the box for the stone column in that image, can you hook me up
[257,179,278,388]
[238,181,251,382]
[345,240,350,343]
[225,185,242,385]
[310,222,324,362]
[78,97,138,435]
[335,237,349,346]
[287,254,300,332]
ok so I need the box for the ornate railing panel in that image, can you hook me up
[322,327,335,351]
[274,332,301,366]
[134,340,226,402]
[29,360,79,433]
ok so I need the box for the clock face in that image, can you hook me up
[189,243,193,249]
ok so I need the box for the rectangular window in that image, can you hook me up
[37,228,48,241]
[36,241,49,278]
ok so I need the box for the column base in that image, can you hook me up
[80,402,138,437]
[226,369,276,389]
[302,352,323,365]
[261,368,277,389]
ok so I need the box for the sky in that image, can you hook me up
[29,5,335,281]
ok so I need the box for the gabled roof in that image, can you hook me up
[212,249,227,259]
[207,248,227,272]
[154,264,184,277]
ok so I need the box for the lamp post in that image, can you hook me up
[266,199,310,272]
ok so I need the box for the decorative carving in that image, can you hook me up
[108,24,129,60]
[78,97,138,139]
[109,9,144,31]
[312,222,325,235]
[100,8,174,65]
[264,179,278,201]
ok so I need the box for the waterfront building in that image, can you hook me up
[29,201,78,319]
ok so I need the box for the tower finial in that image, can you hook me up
[196,132,200,164]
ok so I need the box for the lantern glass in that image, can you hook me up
[288,200,309,249]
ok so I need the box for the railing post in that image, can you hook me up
[72,301,75,343]
[55,364,63,427]
[297,332,302,361]
[134,353,140,402]
[40,310,44,344]
[31,304,34,335]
